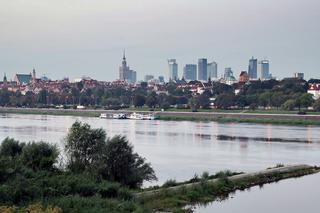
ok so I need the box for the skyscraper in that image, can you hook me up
[207,61,218,79]
[131,70,137,83]
[260,60,270,80]
[183,64,197,81]
[168,59,178,80]
[248,57,258,79]
[198,58,207,81]
[119,52,136,83]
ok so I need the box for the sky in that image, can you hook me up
[1,0,320,81]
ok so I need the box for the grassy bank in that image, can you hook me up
[137,165,319,212]
[0,108,100,117]
[1,165,318,213]
[1,107,320,126]
[158,115,320,126]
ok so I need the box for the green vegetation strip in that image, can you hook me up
[2,107,320,126]
[159,115,320,126]
[136,165,319,212]
[0,108,100,117]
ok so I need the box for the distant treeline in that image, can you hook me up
[1,78,320,111]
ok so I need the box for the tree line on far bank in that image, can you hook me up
[0,122,157,212]
[0,78,320,111]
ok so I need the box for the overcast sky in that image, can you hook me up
[1,0,320,81]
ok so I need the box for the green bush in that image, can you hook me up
[162,179,177,188]
[21,142,59,171]
[98,182,120,198]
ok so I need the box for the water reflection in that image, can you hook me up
[196,173,320,213]
[0,113,320,187]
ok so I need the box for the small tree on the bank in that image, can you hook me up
[313,99,320,111]
[64,122,157,188]
[65,122,107,172]
[100,136,157,188]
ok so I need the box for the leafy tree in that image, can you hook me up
[215,93,235,109]
[259,92,272,108]
[146,92,158,108]
[65,122,106,172]
[102,97,121,108]
[197,94,210,109]
[0,89,11,106]
[64,122,157,188]
[212,82,233,95]
[282,99,296,111]
[133,94,146,107]
[38,90,48,105]
[100,136,157,188]
[0,138,24,159]
[271,92,286,109]
[189,97,199,112]
[313,99,320,111]
[235,95,247,109]
[298,93,314,109]
[21,142,59,171]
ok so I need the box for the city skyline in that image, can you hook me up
[1,0,320,81]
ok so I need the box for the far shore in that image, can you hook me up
[1,107,320,126]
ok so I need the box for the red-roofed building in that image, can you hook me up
[239,71,249,83]
[308,84,320,99]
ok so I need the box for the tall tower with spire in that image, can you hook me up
[3,73,7,85]
[122,50,127,67]
[32,68,36,83]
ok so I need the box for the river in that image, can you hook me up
[0,113,319,212]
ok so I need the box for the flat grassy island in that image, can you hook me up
[1,107,320,126]
[0,122,319,213]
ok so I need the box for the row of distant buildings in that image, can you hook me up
[167,57,272,83]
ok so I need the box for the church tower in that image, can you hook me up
[32,68,36,83]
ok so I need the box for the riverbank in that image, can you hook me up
[1,107,320,126]
[1,164,318,213]
[137,165,320,212]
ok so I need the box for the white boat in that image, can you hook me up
[128,112,157,120]
[99,113,108,119]
[113,113,127,119]
[128,112,144,120]
[142,114,156,120]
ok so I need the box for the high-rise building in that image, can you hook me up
[119,52,136,83]
[248,57,258,79]
[168,59,178,80]
[131,70,137,83]
[294,73,304,80]
[158,76,165,83]
[198,58,207,81]
[183,64,197,81]
[207,61,218,79]
[260,60,270,80]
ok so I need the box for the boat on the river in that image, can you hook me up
[128,112,144,120]
[99,112,157,120]
[113,113,127,119]
[128,112,157,120]
[99,113,108,119]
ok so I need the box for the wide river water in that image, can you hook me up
[0,113,319,212]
